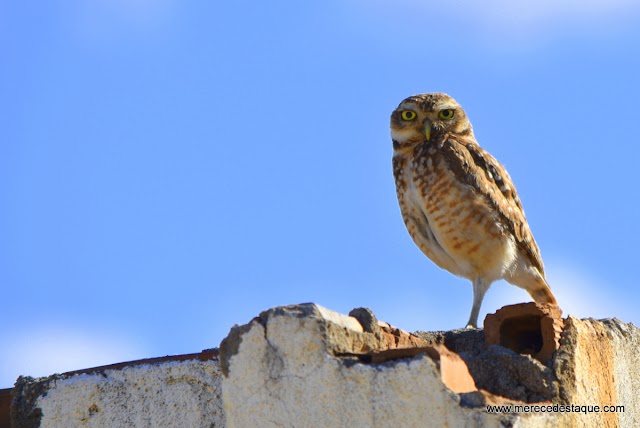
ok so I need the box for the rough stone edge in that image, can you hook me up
[219,303,440,379]
[553,316,619,404]
[10,376,57,428]
[554,316,621,427]
[219,318,259,377]
[553,316,580,405]
[9,350,219,428]
[220,303,364,377]
[414,328,485,355]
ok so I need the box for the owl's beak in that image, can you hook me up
[423,119,433,141]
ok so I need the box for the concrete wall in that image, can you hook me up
[8,351,224,428]
[5,303,639,428]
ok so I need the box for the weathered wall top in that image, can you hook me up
[220,303,638,428]
[4,303,639,428]
[7,351,223,428]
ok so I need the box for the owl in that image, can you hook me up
[390,93,557,328]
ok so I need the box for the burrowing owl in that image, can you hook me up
[391,93,557,328]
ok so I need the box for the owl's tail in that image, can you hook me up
[529,279,558,305]
[506,265,559,306]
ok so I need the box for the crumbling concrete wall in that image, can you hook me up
[219,304,553,428]
[219,304,639,428]
[9,351,224,428]
[6,303,639,428]
[554,317,640,428]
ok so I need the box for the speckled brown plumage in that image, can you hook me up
[391,93,557,328]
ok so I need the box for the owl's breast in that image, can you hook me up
[394,145,516,281]
[393,151,461,275]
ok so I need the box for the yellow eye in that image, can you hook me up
[400,110,417,121]
[439,109,454,119]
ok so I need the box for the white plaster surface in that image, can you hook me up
[221,303,552,428]
[607,319,640,428]
[36,358,224,428]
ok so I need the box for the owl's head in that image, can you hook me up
[390,93,473,149]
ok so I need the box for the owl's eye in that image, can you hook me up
[400,110,417,121]
[439,109,454,119]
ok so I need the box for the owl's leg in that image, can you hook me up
[465,278,491,329]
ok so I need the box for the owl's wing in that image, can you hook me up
[442,136,545,275]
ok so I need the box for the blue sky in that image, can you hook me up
[2,0,639,387]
